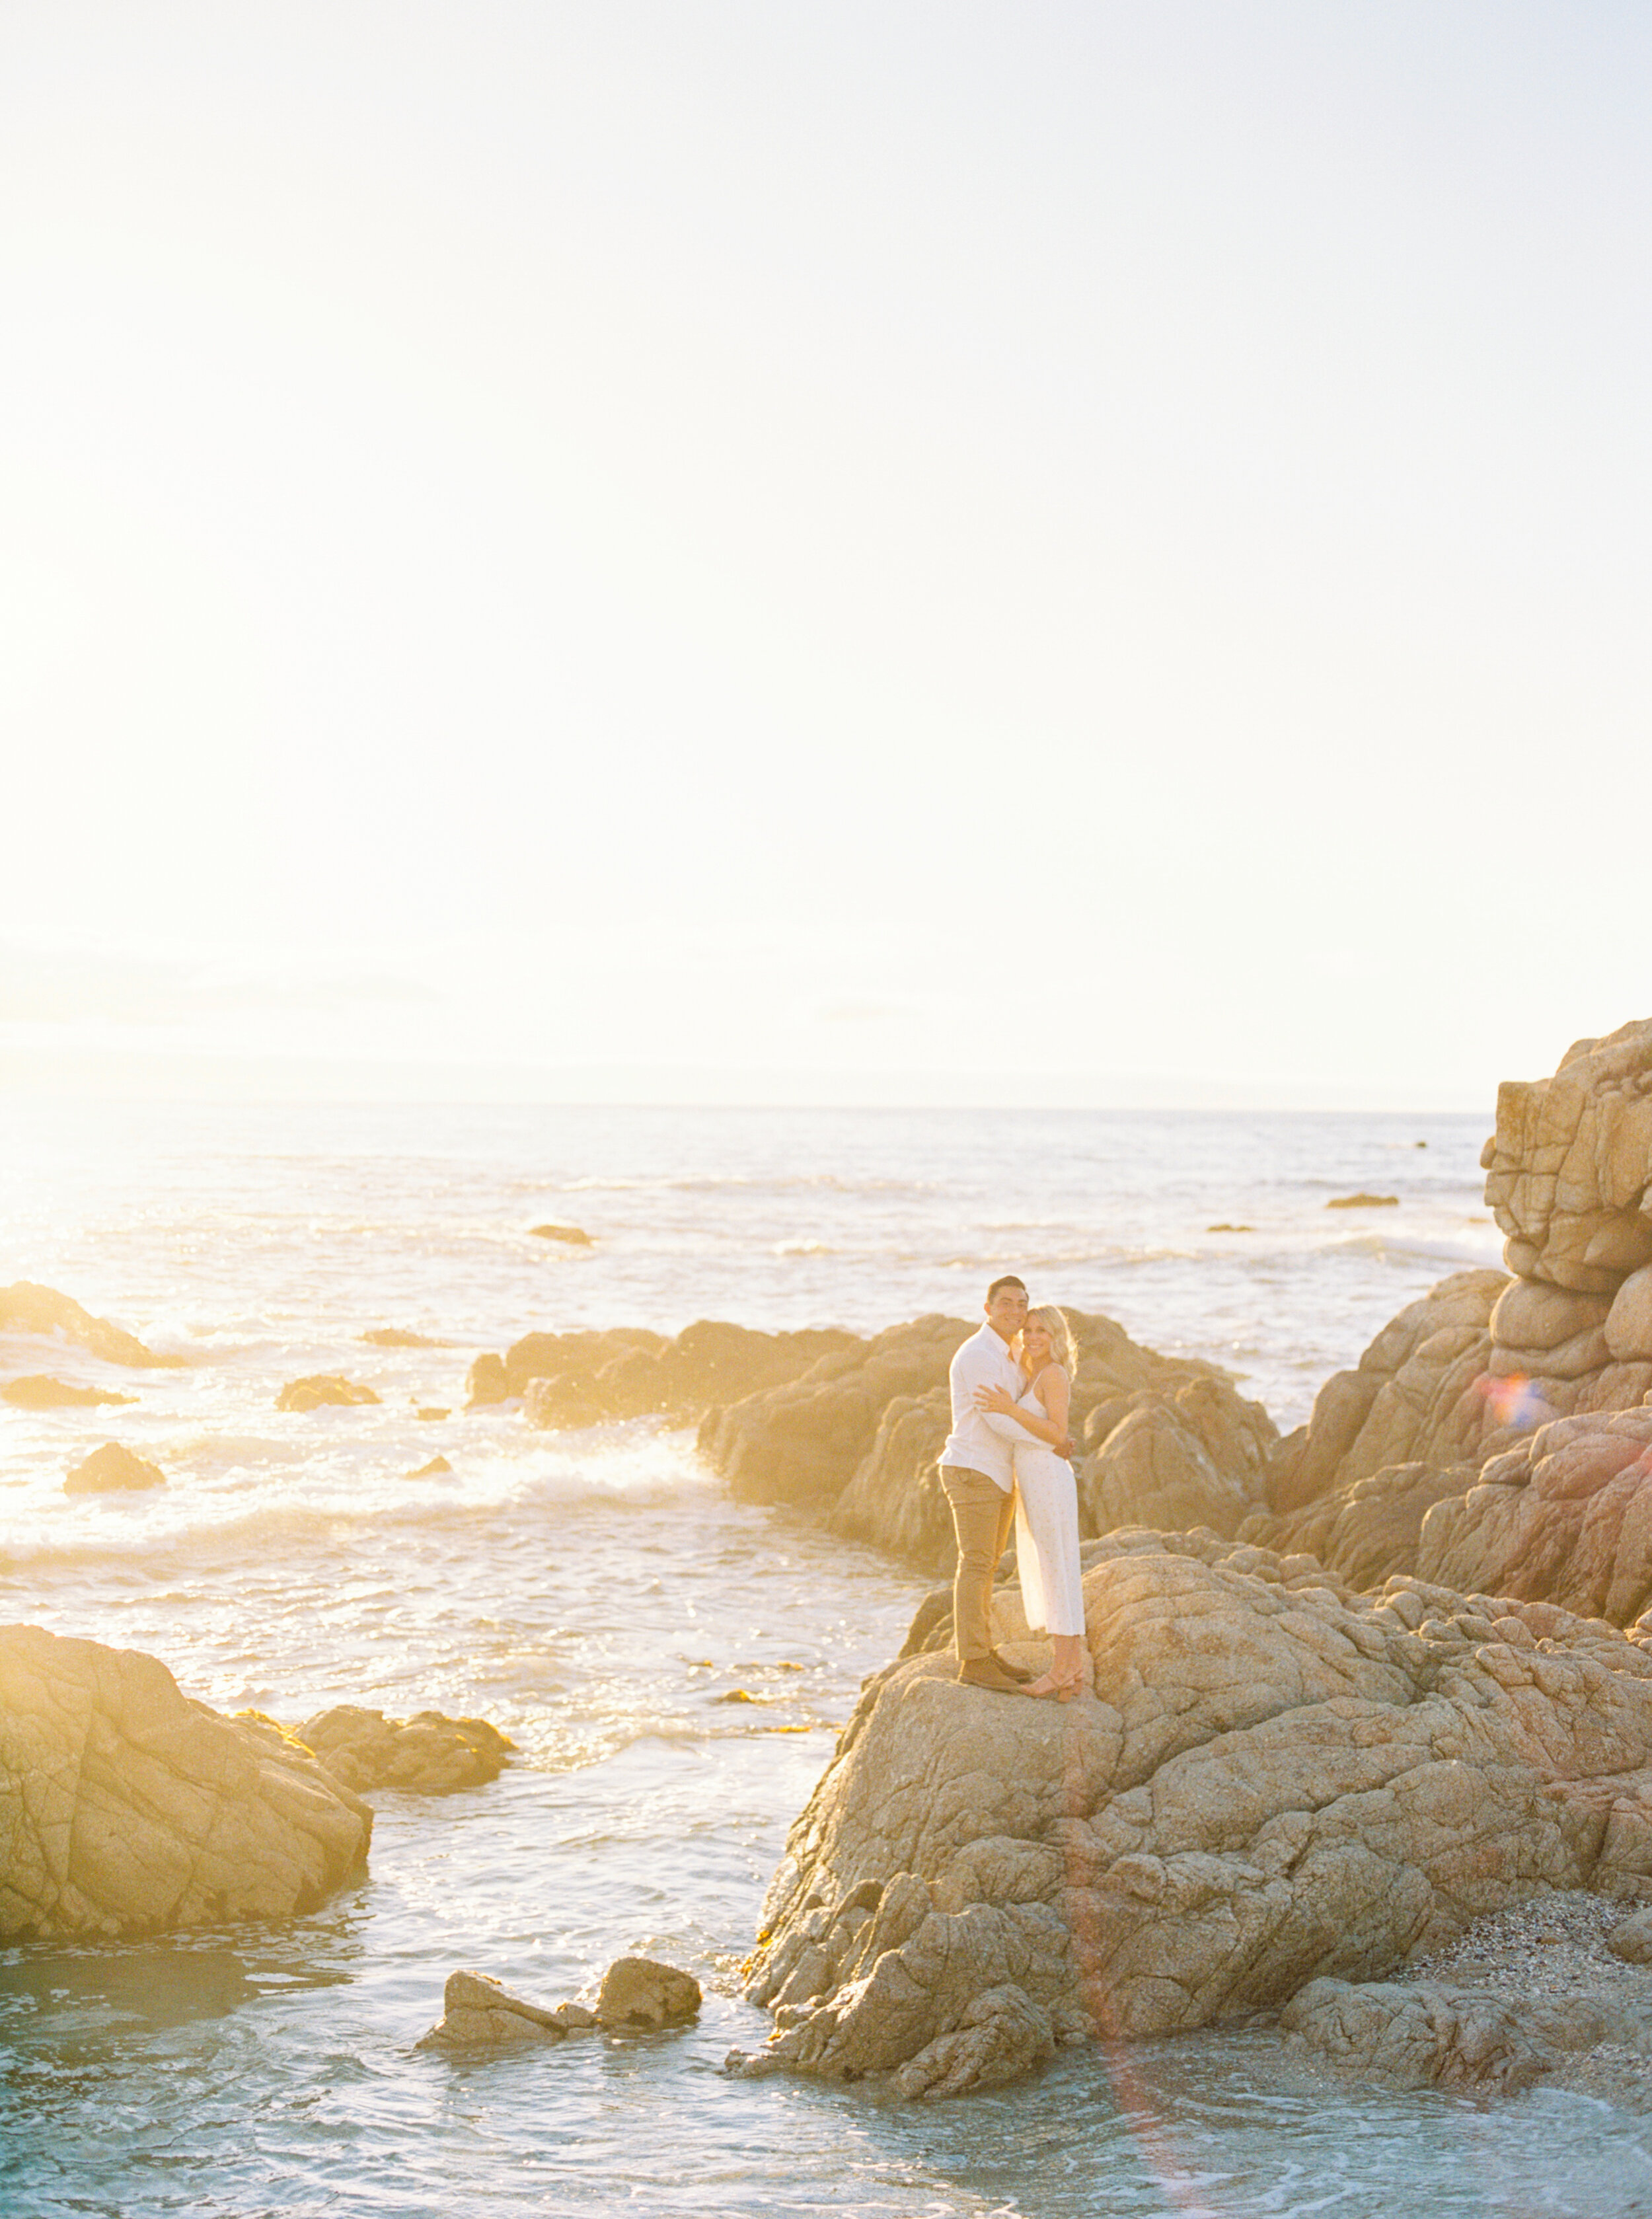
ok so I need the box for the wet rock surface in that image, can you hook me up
[0,1625,371,1938]
[416,1969,596,2050]
[595,1955,701,2029]
[2,1375,138,1409]
[294,1705,514,1793]
[276,1374,382,1411]
[728,1531,1652,2096]
[63,1441,165,1494]
[0,1281,184,1369]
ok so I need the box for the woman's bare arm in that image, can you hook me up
[975,1367,1071,1449]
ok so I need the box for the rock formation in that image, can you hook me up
[528,1222,593,1245]
[595,1955,701,2029]
[2,1375,137,1409]
[276,1374,381,1411]
[465,1319,859,1423]
[728,1530,1652,2096]
[294,1705,514,1793]
[702,1309,1275,1565]
[0,1281,184,1367]
[0,1625,370,1938]
[63,1441,165,1494]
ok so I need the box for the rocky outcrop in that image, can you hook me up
[2,1375,137,1409]
[780,1314,1274,1569]
[465,1320,856,1424]
[294,1706,514,1793]
[1262,1025,1652,1538]
[0,1625,370,1938]
[0,1282,184,1368]
[416,1968,598,2050]
[728,1530,1652,2095]
[63,1442,165,1494]
[1282,1976,1638,2096]
[276,1375,381,1412]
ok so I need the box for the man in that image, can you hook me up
[938,1274,1053,1694]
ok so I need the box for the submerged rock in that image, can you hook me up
[1281,1976,1636,2095]
[0,1625,370,1937]
[63,1441,165,1494]
[360,1328,451,1348]
[0,1281,184,1369]
[1325,1193,1399,1209]
[276,1374,381,1412]
[295,1705,513,1793]
[408,1455,453,1478]
[728,1530,1652,2095]
[528,1222,593,1246]
[3,1374,138,1410]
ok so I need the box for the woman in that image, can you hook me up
[975,1306,1086,1700]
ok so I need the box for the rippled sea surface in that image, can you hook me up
[5,1099,1649,2216]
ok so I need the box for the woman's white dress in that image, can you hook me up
[988,1377,1085,1637]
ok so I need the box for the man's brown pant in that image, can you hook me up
[940,1465,1016,1663]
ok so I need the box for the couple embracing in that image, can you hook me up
[940,1275,1085,1702]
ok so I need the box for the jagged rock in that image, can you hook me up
[0,1282,184,1369]
[1243,1461,1481,1595]
[1483,1017,1652,1293]
[1413,1408,1652,1623]
[729,1532,1652,2094]
[1267,1271,1508,1515]
[276,1375,381,1412]
[0,1625,370,1937]
[63,1442,165,1494]
[295,1705,514,1793]
[416,1968,590,2050]
[528,1222,593,1245]
[1281,1976,1637,2094]
[595,1956,700,2029]
[408,1456,453,1478]
[891,1983,1056,2098]
[5,1375,137,1409]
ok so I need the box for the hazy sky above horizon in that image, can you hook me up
[3,1,1647,1106]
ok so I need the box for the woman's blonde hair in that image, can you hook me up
[1022,1304,1078,1379]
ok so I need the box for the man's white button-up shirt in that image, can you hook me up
[938,1322,1024,1492]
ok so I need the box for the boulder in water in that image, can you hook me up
[528,1222,593,1246]
[63,1441,165,1494]
[5,1375,137,1409]
[0,1624,370,1937]
[276,1374,381,1412]
[595,1956,700,2029]
[1326,1193,1400,1209]
[295,1704,513,1793]
[416,1969,580,2050]
[0,1281,184,1368]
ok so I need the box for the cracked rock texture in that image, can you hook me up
[728,1531,1652,2095]
[0,1624,371,1938]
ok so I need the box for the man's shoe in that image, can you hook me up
[956,1656,1026,1695]
[989,1649,1034,1683]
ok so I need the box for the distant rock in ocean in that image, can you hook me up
[0,1625,370,1938]
[63,1441,165,1494]
[276,1374,382,1411]
[360,1327,451,1347]
[1325,1191,1399,1209]
[528,1222,594,1245]
[415,1957,696,2052]
[3,1374,137,1409]
[0,1281,185,1368]
[463,1319,858,1421]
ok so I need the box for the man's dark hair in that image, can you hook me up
[986,1275,1027,1302]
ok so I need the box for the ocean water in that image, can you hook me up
[2,1098,1647,2218]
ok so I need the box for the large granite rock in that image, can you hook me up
[0,1625,371,1938]
[728,1531,1652,2095]
[294,1705,515,1793]
[1483,1016,1652,1293]
[0,1282,184,1369]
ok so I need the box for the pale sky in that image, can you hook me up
[2,1,1647,1105]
